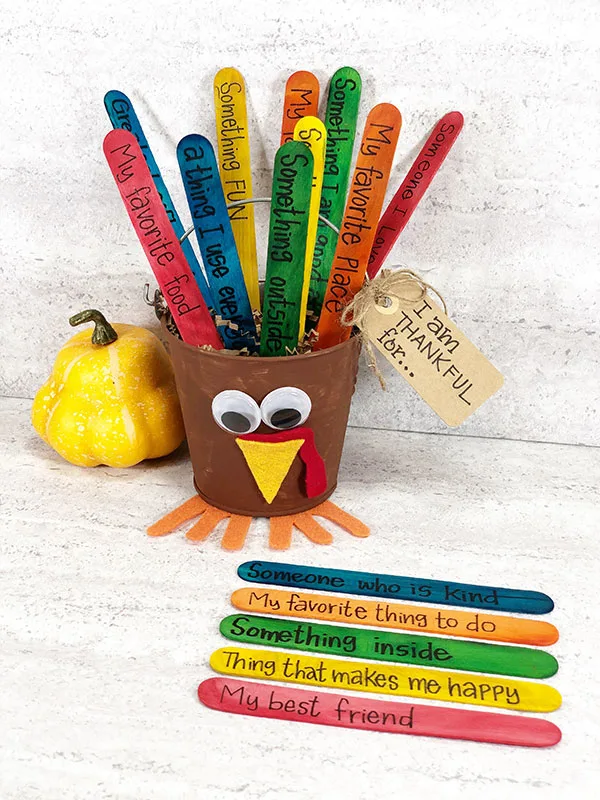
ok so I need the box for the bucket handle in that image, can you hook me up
[178,198,340,245]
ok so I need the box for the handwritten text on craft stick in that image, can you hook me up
[220,614,559,678]
[309,67,362,320]
[281,71,320,144]
[177,134,257,351]
[293,116,327,339]
[238,560,553,613]
[213,68,260,310]
[314,103,402,350]
[198,678,562,746]
[231,588,558,646]
[368,111,463,278]
[104,90,213,309]
[210,648,562,712]
[103,129,222,349]
[260,142,313,356]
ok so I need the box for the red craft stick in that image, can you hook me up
[367,111,463,278]
[103,129,223,349]
[198,678,561,748]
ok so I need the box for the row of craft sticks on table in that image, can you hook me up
[199,562,561,746]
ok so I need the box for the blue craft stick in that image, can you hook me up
[104,90,214,310]
[237,561,555,614]
[177,134,258,352]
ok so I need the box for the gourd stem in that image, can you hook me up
[69,310,119,346]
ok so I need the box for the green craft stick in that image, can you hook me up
[308,67,362,321]
[260,141,313,356]
[220,614,558,679]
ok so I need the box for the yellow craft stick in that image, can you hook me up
[293,116,327,340]
[231,588,559,646]
[210,648,562,713]
[214,67,260,311]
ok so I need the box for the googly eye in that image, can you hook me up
[212,390,261,434]
[260,387,312,430]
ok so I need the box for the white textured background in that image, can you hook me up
[2,5,600,799]
[1,0,599,444]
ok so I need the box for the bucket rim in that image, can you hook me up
[161,319,360,364]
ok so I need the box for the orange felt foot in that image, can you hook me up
[220,515,253,551]
[269,515,294,550]
[147,497,252,551]
[312,500,371,539]
[290,513,334,545]
[148,498,369,550]
[147,496,207,537]
[268,501,370,548]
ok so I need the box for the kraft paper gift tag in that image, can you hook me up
[347,270,504,427]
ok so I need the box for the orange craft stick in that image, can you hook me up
[314,103,402,350]
[280,71,320,144]
[231,588,559,647]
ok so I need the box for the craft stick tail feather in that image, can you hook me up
[214,68,260,311]
[103,129,222,349]
[314,103,402,350]
[368,111,464,277]
[104,90,214,308]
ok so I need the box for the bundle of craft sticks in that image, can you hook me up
[103,68,463,355]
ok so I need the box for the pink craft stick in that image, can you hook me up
[198,678,561,747]
[367,111,464,278]
[103,129,223,349]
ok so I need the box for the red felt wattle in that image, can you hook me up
[238,426,327,498]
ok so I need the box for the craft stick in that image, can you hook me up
[314,104,402,350]
[210,647,562,712]
[238,561,554,614]
[231,588,559,646]
[293,116,327,339]
[280,71,320,144]
[309,67,362,320]
[103,130,222,349]
[177,135,258,352]
[260,141,314,356]
[368,111,464,278]
[199,679,562,747]
[104,90,213,309]
[220,614,559,678]
[213,69,260,311]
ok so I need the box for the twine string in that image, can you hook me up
[340,268,448,390]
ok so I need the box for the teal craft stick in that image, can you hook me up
[220,614,558,679]
[104,90,213,309]
[177,134,258,352]
[237,561,554,614]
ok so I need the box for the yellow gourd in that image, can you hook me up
[32,309,185,467]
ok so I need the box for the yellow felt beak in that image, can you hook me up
[236,438,304,504]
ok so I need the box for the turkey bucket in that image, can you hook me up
[165,327,361,517]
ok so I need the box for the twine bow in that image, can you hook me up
[340,268,447,389]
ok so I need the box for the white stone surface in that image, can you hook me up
[2,396,600,799]
[1,1,599,444]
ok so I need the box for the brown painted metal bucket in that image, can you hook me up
[165,326,361,517]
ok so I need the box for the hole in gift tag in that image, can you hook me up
[376,295,400,315]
